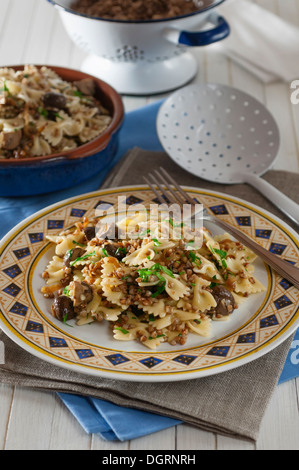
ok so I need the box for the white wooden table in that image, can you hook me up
[0,0,298,451]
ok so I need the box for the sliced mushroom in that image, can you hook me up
[211,285,236,317]
[104,242,126,261]
[41,92,67,109]
[73,78,96,96]
[52,295,75,322]
[84,225,96,241]
[63,247,85,268]
[72,281,93,307]
[0,129,22,150]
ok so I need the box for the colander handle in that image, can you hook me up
[164,12,230,47]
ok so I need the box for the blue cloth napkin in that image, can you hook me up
[0,100,298,441]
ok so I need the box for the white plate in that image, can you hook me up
[0,186,298,381]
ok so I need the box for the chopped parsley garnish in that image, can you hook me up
[214,248,227,259]
[188,251,202,267]
[209,246,228,269]
[63,286,70,296]
[70,250,96,267]
[137,263,174,283]
[137,263,174,298]
[139,229,150,237]
[72,90,83,98]
[115,326,129,335]
[148,334,165,340]
[102,248,109,257]
[38,107,64,120]
[54,112,64,120]
[72,240,86,248]
[209,275,218,289]
[153,239,161,246]
[63,313,73,327]
[165,217,184,228]
[115,247,127,256]
[38,107,48,118]
[0,79,10,94]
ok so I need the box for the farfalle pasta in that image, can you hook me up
[0,65,112,159]
[41,215,266,350]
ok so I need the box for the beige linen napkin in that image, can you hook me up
[0,148,298,442]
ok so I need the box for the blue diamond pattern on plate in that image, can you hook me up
[235,216,251,226]
[3,283,21,297]
[94,200,113,210]
[172,354,197,365]
[76,349,94,359]
[237,333,256,344]
[70,208,87,218]
[29,232,44,244]
[274,295,293,310]
[207,346,230,357]
[105,353,130,365]
[126,195,143,206]
[49,337,68,348]
[260,314,279,328]
[255,229,272,239]
[139,357,163,368]
[269,243,287,255]
[47,220,64,230]
[153,194,170,204]
[279,279,293,290]
[9,301,28,316]
[3,264,22,279]
[26,320,44,333]
[209,204,229,215]
[13,247,30,260]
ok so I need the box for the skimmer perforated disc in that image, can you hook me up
[157,83,280,184]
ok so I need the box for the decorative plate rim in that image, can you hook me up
[0,185,298,382]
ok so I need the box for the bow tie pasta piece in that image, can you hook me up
[162,273,190,301]
[43,256,65,285]
[234,276,266,294]
[193,255,223,280]
[139,300,167,318]
[101,257,129,307]
[123,241,156,266]
[31,136,52,156]
[192,277,217,312]
[186,318,211,337]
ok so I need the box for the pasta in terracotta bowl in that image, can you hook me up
[0,65,124,196]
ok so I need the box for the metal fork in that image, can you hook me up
[144,167,299,290]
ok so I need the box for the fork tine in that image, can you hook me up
[148,172,179,206]
[153,169,186,207]
[143,176,165,205]
[159,167,195,205]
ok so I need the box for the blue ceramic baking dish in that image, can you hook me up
[0,66,124,197]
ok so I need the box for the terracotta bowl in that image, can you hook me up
[0,65,124,196]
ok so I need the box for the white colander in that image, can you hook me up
[47,0,230,95]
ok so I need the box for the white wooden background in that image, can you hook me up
[0,0,298,450]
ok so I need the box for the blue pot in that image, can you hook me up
[0,66,124,197]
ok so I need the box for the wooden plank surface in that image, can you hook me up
[0,0,298,451]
